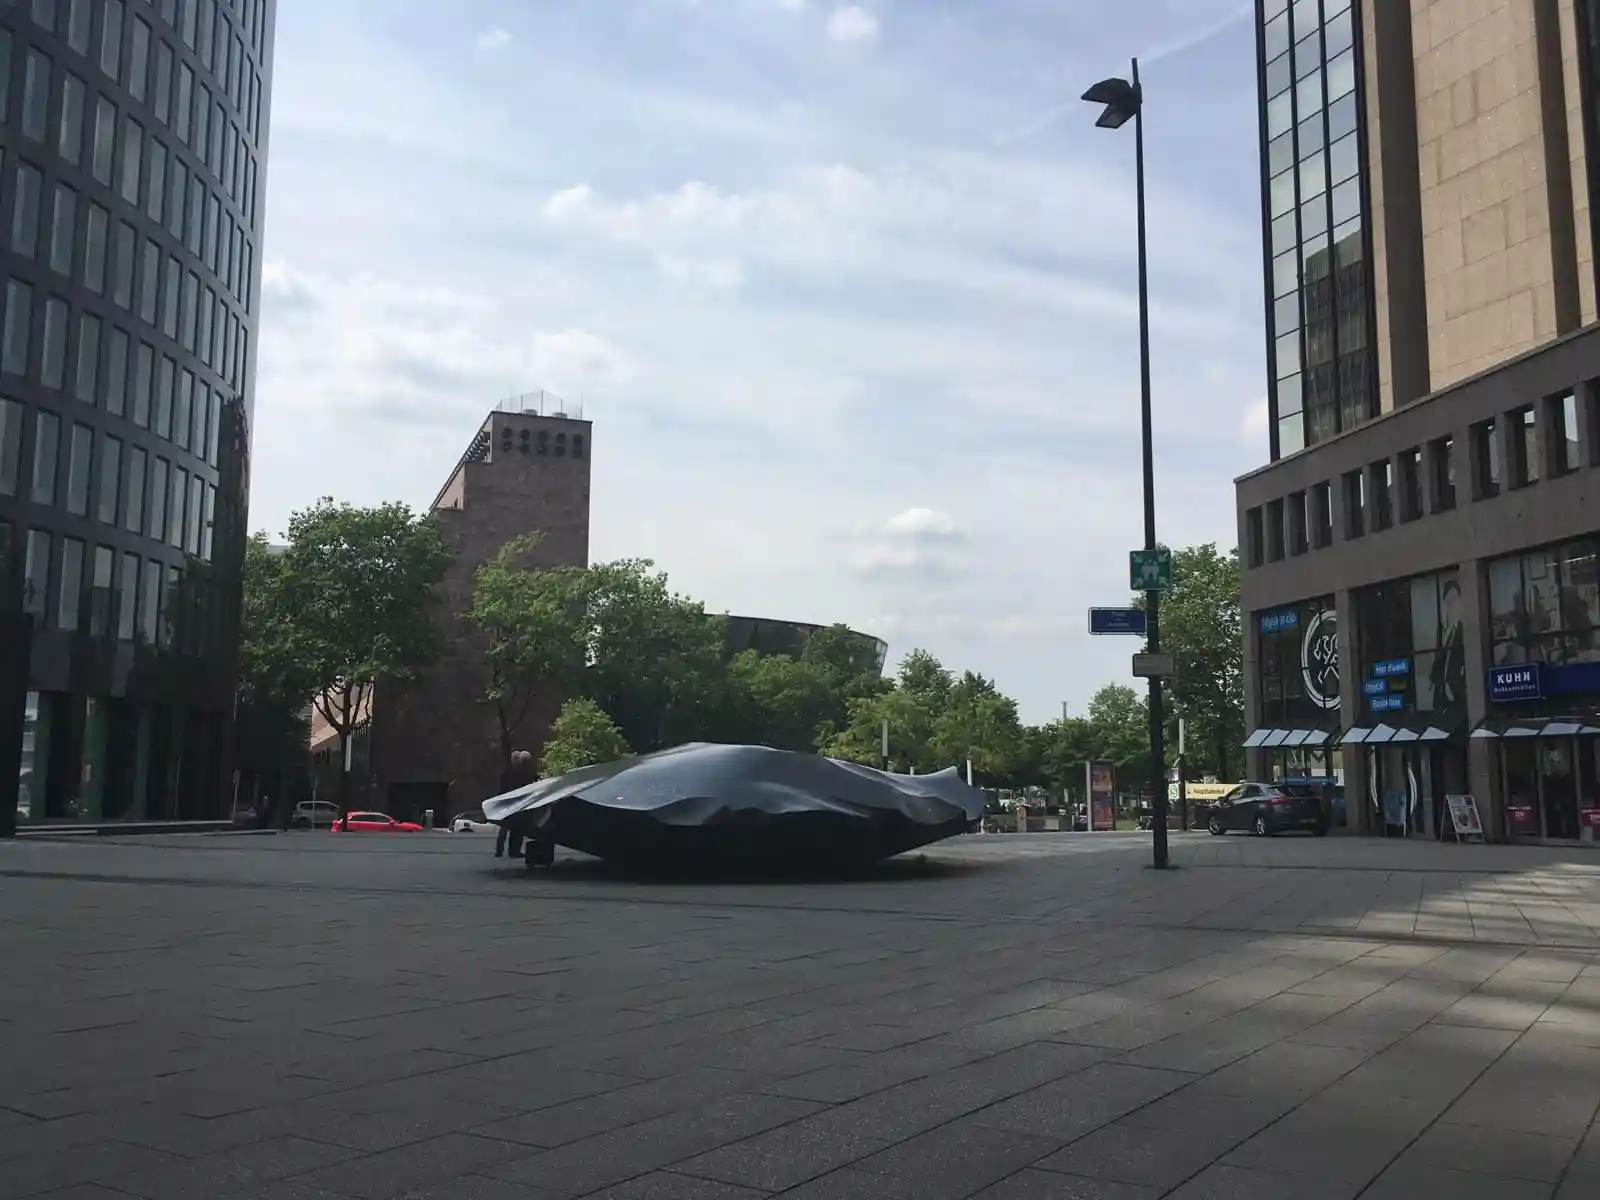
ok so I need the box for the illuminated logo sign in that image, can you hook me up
[1301,609,1340,710]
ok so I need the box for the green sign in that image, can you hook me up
[1129,548,1172,592]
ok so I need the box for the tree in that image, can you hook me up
[822,689,937,773]
[802,623,892,743]
[720,651,834,752]
[896,649,954,712]
[236,536,314,820]
[930,671,1024,784]
[578,560,728,753]
[271,499,453,813]
[467,534,589,766]
[1134,544,1243,780]
[1086,683,1151,788]
[539,698,632,777]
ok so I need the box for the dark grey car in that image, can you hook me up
[1205,782,1330,837]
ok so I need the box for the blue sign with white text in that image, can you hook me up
[1369,694,1404,713]
[1372,659,1410,678]
[1362,679,1388,697]
[1488,663,1544,702]
[1259,608,1299,634]
[1089,607,1147,636]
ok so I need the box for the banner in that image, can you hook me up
[1087,761,1116,832]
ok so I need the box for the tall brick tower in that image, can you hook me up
[363,400,592,818]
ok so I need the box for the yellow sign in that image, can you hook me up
[1168,782,1235,802]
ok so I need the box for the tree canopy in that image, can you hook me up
[539,698,632,777]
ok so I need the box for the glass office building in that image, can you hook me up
[1257,0,1376,460]
[0,0,273,830]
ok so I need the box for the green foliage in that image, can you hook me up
[539,698,633,777]
[897,649,954,709]
[930,671,1024,785]
[467,534,589,763]
[822,689,937,772]
[720,651,835,752]
[1086,683,1151,787]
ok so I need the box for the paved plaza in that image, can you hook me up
[4,830,1600,1198]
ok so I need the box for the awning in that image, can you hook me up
[1242,728,1272,748]
[1390,727,1420,743]
[1282,729,1313,747]
[1243,726,1341,749]
[1339,727,1371,746]
[1261,729,1291,748]
[1303,728,1335,746]
[1470,716,1591,739]
[1364,723,1400,745]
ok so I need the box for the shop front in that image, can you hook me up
[1247,595,1346,824]
[1338,569,1470,838]
[1476,539,1600,843]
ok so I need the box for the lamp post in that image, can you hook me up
[1083,59,1169,869]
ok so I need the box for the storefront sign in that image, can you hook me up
[1488,663,1544,702]
[1372,659,1410,678]
[1362,679,1388,697]
[1369,694,1403,713]
[1259,608,1299,634]
[1301,609,1340,710]
[1086,761,1116,832]
[1446,795,1484,841]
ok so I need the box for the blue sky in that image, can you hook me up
[251,0,1270,724]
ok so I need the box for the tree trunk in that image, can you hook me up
[338,730,351,815]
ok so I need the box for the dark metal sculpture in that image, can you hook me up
[482,743,986,870]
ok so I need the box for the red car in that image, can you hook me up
[331,812,423,833]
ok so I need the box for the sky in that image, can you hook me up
[250,0,1270,726]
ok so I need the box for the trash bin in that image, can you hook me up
[422,809,434,830]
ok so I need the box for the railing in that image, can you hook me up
[491,390,584,419]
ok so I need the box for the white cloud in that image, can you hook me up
[826,6,879,43]
[476,28,512,50]
[882,507,963,540]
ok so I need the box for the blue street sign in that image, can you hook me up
[1369,694,1404,713]
[1362,679,1388,697]
[1089,607,1147,636]
[1372,658,1410,678]
[1488,662,1543,702]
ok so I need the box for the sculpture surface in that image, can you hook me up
[482,742,985,868]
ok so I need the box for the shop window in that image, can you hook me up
[1488,540,1600,665]
[1287,491,1309,556]
[1343,469,1364,537]
[1408,570,1466,712]
[1310,481,1333,547]
[1548,390,1579,475]
[1265,499,1285,561]
[1369,460,1393,531]
[1510,406,1538,487]
[1429,435,1456,512]
[1472,418,1500,498]
[1399,448,1423,522]
[1258,595,1340,725]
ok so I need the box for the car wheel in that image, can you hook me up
[1207,815,1223,836]
[1253,815,1269,837]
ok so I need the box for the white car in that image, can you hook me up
[450,809,495,833]
[291,800,342,829]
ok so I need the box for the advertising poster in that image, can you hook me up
[1087,761,1116,832]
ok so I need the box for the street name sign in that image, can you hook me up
[1132,652,1176,679]
[1089,607,1147,636]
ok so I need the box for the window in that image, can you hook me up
[162,254,180,338]
[133,341,153,426]
[1344,469,1365,537]
[161,565,180,647]
[0,30,9,126]
[31,0,57,33]
[40,297,68,390]
[118,551,137,640]
[181,271,198,350]
[1549,391,1580,475]
[186,473,202,554]
[167,159,187,240]
[1265,498,1285,561]
[58,73,85,164]
[191,380,207,451]
[197,0,213,60]
[83,203,108,294]
[96,435,120,525]
[123,444,145,532]
[0,399,20,497]
[145,138,166,224]
[140,558,160,642]
[1472,418,1500,498]
[1489,541,1600,665]
[154,41,173,126]
[1398,448,1423,521]
[168,465,185,546]
[12,162,43,258]
[155,355,174,438]
[129,17,150,101]
[195,86,210,165]
[1369,460,1393,530]
[105,327,128,416]
[1511,406,1539,486]
[113,221,135,309]
[74,313,99,404]
[175,63,193,142]
[92,97,116,185]
[120,117,143,204]
[49,186,76,277]
[2,280,32,376]
[31,411,59,505]
[68,0,91,50]
[139,239,159,322]
[1287,490,1308,555]
[23,530,51,618]
[88,545,113,636]
[200,483,215,560]
[1311,481,1333,547]
[181,0,198,45]
[206,390,220,464]
[186,176,203,255]
[65,423,91,515]
[22,50,50,142]
[174,370,192,449]
[58,537,83,631]
[147,456,168,544]
[100,0,124,81]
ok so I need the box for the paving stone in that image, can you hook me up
[673,1110,889,1192]
[1397,1120,1579,1183]
[968,1169,1161,1198]
[767,1167,922,1199]
[1034,1118,1253,1190]
[969,1064,1195,1141]
[572,1170,765,1199]
[288,1134,532,1200]
[1163,1163,1366,1199]
[1359,1162,1556,1199]
[854,1118,1065,1199]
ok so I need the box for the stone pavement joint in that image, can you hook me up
[5,833,1600,1198]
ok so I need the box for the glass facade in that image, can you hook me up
[1,0,272,828]
[1487,540,1600,666]
[1258,0,1375,459]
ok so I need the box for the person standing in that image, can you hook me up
[494,750,535,858]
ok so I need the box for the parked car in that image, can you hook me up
[291,800,342,829]
[331,812,423,833]
[1205,782,1330,837]
[450,808,494,833]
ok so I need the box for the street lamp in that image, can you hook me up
[1083,60,1170,869]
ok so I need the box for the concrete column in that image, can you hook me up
[1576,382,1599,469]
[1456,557,1500,839]
[1334,587,1370,834]
[1243,607,1264,781]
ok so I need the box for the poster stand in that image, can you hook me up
[1445,794,1485,844]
